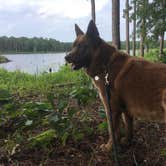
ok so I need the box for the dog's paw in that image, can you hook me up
[100,141,112,152]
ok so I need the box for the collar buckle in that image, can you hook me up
[105,73,109,85]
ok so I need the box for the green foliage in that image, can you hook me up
[0,89,12,102]
[70,86,96,105]
[160,148,166,157]
[0,65,97,153]
[130,0,166,55]
[144,49,166,63]
[148,0,166,38]
[48,99,93,145]
[98,106,106,119]
[28,129,56,148]
[0,65,87,96]
[0,36,72,53]
[144,49,160,62]
[97,121,107,133]
[1,48,166,156]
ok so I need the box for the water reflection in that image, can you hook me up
[0,53,65,74]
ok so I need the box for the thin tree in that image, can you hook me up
[91,0,96,23]
[140,20,145,57]
[139,0,149,57]
[132,0,136,56]
[159,0,165,57]
[125,0,130,54]
[159,32,165,57]
[112,0,121,49]
[149,0,166,58]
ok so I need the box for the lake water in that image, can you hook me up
[0,53,66,74]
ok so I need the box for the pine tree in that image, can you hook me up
[112,0,121,49]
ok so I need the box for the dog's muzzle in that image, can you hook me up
[65,53,79,70]
[65,53,72,63]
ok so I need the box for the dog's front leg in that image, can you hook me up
[99,90,121,151]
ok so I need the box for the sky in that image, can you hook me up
[0,0,128,42]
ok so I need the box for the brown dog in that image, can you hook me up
[65,20,166,151]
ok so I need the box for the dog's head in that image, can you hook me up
[65,20,101,70]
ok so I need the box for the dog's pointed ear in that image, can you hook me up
[75,24,84,36]
[86,20,99,39]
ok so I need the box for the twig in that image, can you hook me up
[87,144,97,166]
[132,151,138,166]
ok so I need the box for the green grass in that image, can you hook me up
[143,48,166,62]
[0,65,90,96]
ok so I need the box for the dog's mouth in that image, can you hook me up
[65,55,82,70]
[65,60,81,70]
[71,63,81,70]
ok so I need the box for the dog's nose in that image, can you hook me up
[65,54,69,61]
[65,53,71,62]
[65,54,70,62]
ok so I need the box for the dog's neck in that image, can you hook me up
[85,41,116,76]
[92,43,129,88]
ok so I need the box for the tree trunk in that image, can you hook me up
[126,0,130,54]
[140,34,144,57]
[91,0,96,23]
[132,0,136,56]
[159,32,164,57]
[112,0,121,49]
[146,44,149,53]
[159,0,165,58]
[139,17,145,57]
[139,0,149,57]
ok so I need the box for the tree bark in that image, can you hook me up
[132,0,136,56]
[159,0,165,58]
[126,0,130,54]
[91,0,96,23]
[140,17,145,57]
[112,0,121,49]
[159,32,165,57]
[140,33,144,57]
[146,43,149,53]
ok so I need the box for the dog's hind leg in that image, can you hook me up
[121,112,133,145]
[162,89,166,123]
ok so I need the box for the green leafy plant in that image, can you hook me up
[28,129,56,148]
[161,148,166,157]
[0,89,12,103]
[70,85,97,105]
[97,121,107,133]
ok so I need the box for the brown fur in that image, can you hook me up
[65,20,166,151]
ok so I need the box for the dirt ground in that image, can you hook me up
[0,101,166,166]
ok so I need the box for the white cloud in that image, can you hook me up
[0,0,109,19]
[36,0,109,19]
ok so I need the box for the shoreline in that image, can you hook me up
[0,55,11,64]
[0,51,66,55]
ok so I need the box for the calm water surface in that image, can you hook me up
[0,53,66,74]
